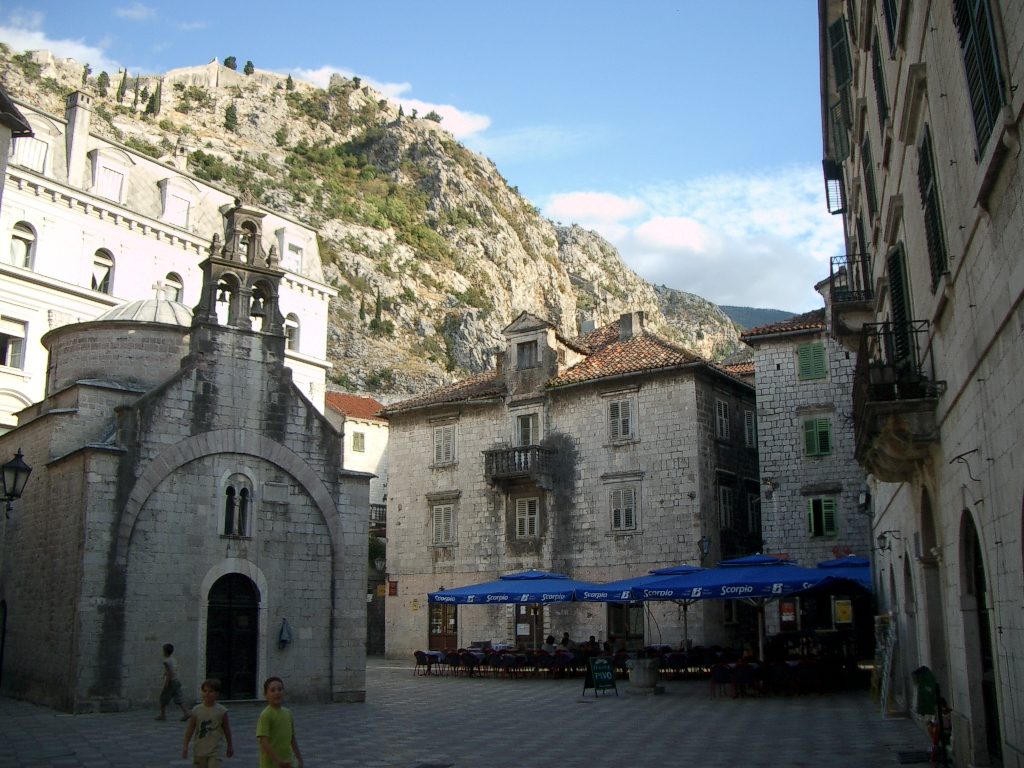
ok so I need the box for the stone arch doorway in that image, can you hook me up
[206,574,260,700]
[918,488,948,687]
[963,516,1002,765]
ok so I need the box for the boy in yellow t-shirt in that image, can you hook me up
[256,676,303,768]
[182,678,234,767]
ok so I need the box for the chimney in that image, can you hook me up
[494,350,504,376]
[618,311,645,341]
[65,91,93,189]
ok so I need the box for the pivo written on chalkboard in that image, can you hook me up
[583,656,618,696]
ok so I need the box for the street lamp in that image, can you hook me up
[697,535,712,564]
[1,448,32,515]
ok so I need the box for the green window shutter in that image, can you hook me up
[804,419,818,455]
[798,343,827,380]
[807,499,815,535]
[822,498,837,535]
[819,418,833,455]
[828,17,853,89]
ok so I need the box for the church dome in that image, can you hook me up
[95,298,193,326]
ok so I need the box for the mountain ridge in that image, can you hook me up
[2,47,752,397]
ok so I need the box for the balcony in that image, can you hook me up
[483,445,556,488]
[830,254,875,350]
[853,321,943,482]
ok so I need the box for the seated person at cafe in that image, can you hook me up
[541,635,558,654]
[559,632,575,650]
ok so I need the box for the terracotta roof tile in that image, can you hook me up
[324,392,386,421]
[721,361,755,377]
[550,332,702,387]
[380,370,505,416]
[740,308,826,340]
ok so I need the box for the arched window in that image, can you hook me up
[240,222,258,264]
[285,313,300,351]
[92,249,114,294]
[223,474,253,537]
[164,273,184,303]
[8,222,35,269]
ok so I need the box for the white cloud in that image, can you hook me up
[114,3,155,21]
[176,20,206,31]
[542,166,844,312]
[0,23,121,74]
[465,125,605,165]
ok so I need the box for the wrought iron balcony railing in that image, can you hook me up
[483,445,556,484]
[369,503,386,525]
[830,253,873,305]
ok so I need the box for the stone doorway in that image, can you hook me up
[206,574,259,700]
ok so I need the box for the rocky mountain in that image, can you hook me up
[720,305,796,330]
[1,47,746,397]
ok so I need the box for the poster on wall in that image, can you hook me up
[833,597,853,625]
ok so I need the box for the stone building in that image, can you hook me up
[381,311,758,657]
[740,284,872,639]
[1,89,334,431]
[820,0,1023,763]
[0,202,369,712]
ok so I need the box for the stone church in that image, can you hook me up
[0,202,369,712]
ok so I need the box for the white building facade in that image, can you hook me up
[820,0,1024,764]
[1,90,334,430]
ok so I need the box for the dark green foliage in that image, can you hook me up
[243,60,254,75]
[365,368,396,391]
[368,536,386,566]
[116,71,128,103]
[223,56,237,70]
[82,63,91,85]
[123,135,163,158]
[286,74,295,91]
[133,76,140,108]
[12,53,42,81]
[424,110,442,123]
[175,85,213,113]
[96,71,110,97]
[144,93,158,115]
[224,103,238,131]
[352,76,361,88]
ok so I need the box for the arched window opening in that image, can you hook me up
[223,474,253,537]
[240,222,258,264]
[9,222,35,269]
[285,313,300,351]
[237,488,250,538]
[92,249,114,294]
[223,487,236,536]
[164,272,184,303]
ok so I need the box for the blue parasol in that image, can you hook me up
[427,569,602,605]
[816,555,873,590]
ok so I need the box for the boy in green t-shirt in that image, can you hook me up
[256,676,303,768]
[181,678,235,767]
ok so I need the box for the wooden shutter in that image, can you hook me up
[433,504,453,543]
[611,488,635,530]
[822,497,837,535]
[886,245,911,363]
[609,399,631,441]
[828,17,853,88]
[744,410,756,447]
[798,343,826,380]
[917,126,948,290]
[433,424,454,463]
[953,0,1005,153]
[515,498,538,537]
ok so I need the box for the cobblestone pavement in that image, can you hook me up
[1,658,927,768]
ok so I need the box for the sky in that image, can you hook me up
[0,1,842,312]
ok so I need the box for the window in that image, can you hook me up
[516,340,537,369]
[352,431,366,452]
[953,0,1006,153]
[881,0,899,53]
[515,497,538,538]
[861,135,878,218]
[223,475,253,537]
[610,488,636,531]
[747,492,761,533]
[10,136,48,173]
[287,243,303,269]
[808,497,838,537]
[609,398,634,442]
[516,413,538,447]
[918,126,948,291]
[870,30,889,130]
[92,250,114,294]
[743,409,756,448]
[285,314,300,351]
[797,343,827,380]
[432,503,454,544]
[96,165,125,202]
[827,17,853,89]
[8,222,35,268]
[433,423,455,464]
[0,317,27,369]
[719,485,735,528]
[803,417,833,457]
[164,193,190,228]
[715,399,730,440]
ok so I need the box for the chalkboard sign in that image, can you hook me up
[583,656,618,696]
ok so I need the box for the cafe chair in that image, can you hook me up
[444,650,462,676]
[733,662,760,697]
[665,651,689,679]
[459,650,481,677]
[413,650,431,676]
[763,661,796,695]
[709,663,733,698]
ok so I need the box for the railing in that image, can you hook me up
[369,503,386,525]
[483,445,556,482]
[853,320,940,419]
[830,253,873,304]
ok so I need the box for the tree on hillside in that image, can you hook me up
[285,74,295,91]
[116,70,128,103]
[352,76,361,88]
[96,71,110,97]
[224,103,238,132]
[133,76,141,108]
[424,110,443,123]
[82,64,91,85]
[243,60,254,75]
[224,56,237,70]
